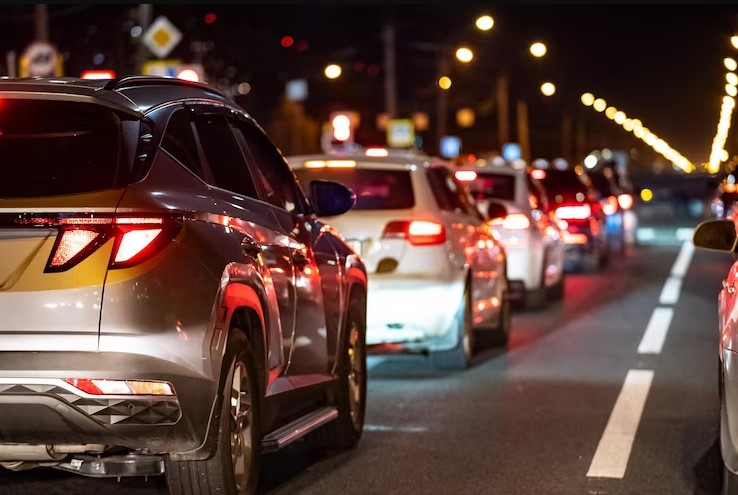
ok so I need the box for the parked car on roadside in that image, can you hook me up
[0,76,367,495]
[288,150,511,370]
[453,163,566,309]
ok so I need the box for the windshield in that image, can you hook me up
[294,168,414,210]
[0,99,122,198]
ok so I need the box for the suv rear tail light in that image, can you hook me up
[555,204,592,220]
[45,215,180,273]
[382,220,446,246]
[491,212,530,230]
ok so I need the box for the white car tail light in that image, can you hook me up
[382,220,446,246]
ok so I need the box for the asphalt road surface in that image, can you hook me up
[0,236,727,495]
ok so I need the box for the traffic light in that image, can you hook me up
[329,111,359,145]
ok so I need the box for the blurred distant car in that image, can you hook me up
[454,164,565,310]
[539,169,609,272]
[711,177,738,219]
[587,167,635,254]
[288,151,510,370]
[691,219,738,494]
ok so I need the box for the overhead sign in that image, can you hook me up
[142,16,182,59]
[19,40,62,77]
[387,119,415,148]
[286,79,308,102]
[142,59,182,77]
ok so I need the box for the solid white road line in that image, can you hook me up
[587,369,655,479]
[670,241,695,278]
[637,307,674,354]
[659,276,683,305]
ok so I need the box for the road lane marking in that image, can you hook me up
[670,240,695,278]
[587,369,655,479]
[658,277,683,305]
[637,307,674,354]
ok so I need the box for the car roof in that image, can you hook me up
[0,76,236,118]
[287,153,451,171]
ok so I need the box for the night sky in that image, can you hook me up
[0,4,736,163]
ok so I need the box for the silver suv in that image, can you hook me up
[0,77,368,494]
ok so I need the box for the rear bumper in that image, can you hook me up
[0,351,216,456]
[366,275,465,351]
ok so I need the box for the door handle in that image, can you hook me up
[241,236,262,257]
[723,279,736,294]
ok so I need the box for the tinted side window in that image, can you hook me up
[526,175,544,211]
[193,113,258,198]
[233,119,305,213]
[161,110,203,179]
[427,167,481,219]
[427,168,456,212]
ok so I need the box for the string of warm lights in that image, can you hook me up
[706,54,738,174]
[580,92,695,173]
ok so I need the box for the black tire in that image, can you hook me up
[547,271,565,301]
[724,464,738,495]
[524,256,548,311]
[306,295,367,451]
[166,329,262,495]
[432,284,474,370]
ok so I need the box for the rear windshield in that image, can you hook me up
[0,99,121,198]
[294,168,414,210]
[467,172,516,201]
[539,170,589,199]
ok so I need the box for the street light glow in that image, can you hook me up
[324,64,342,79]
[727,84,738,97]
[584,154,598,169]
[529,42,547,58]
[605,106,617,119]
[475,15,494,31]
[732,35,738,50]
[593,98,607,112]
[581,93,595,106]
[455,47,474,63]
[540,82,556,96]
[614,111,626,125]
[727,58,738,71]
[439,76,452,90]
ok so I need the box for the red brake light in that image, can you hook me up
[618,193,634,210]
[45,216,179,272]
[382,220,446,246]
[555,204,592,220]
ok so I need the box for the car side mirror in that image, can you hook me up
[487,201,508,221]
[310,180,356,217]
[693,219,737,252]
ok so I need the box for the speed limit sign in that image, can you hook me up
[19,41,63,77]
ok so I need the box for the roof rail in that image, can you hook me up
[102,76,231,100]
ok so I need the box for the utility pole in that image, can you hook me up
[135,4,153,75]
[382,19,398,119]
[516,99,530,162]
[496,73,510,148]
[435,49,450,156]
[561,112,573,163]
[34,4,49,41]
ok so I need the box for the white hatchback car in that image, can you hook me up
[454,164,566,309]
[288,152,510,370]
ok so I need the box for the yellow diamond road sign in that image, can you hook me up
[142,16,182,59]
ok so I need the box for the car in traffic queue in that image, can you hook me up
[587,166,636,255]
[453,163,566,310]
[287,149,511,370]
[537,168,610,272]
[0,76,368,495]
[690,219,738,495]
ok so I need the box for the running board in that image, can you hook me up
[261,406,338,453]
